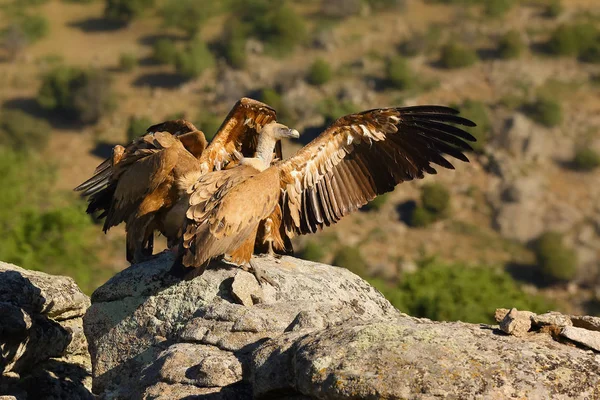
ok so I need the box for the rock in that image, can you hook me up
[0,263,90,320]
[84,253,398,398]
[254,320,600,399]
[496,113,553,162]
[571,315,600,332]
[494,308,510,322]
[85,254,600,399]
[492,175,547,242]
[560,326,600,352]
[230,270,262,306]
[499,308,534,337]
[531,312,573,329]
[214,67,253,104]
[0,261,92,399]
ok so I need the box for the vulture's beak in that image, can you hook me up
[287,129,300,139]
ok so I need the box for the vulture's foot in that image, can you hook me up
[246,259,278,288]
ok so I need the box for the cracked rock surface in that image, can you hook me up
[0,262,92,399]
[84,253,600,399]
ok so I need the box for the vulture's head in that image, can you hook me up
[261,122,300,140]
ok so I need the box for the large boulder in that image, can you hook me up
[84,253,600,399]
[0,262,92,399]
[84,253,398,398]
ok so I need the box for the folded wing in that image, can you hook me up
[198,97,280,173]
[74,120,206,261]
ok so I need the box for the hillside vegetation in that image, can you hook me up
[1,0,599,321]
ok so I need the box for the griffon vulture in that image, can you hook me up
[175,105,476,276]
[75,98,286,263]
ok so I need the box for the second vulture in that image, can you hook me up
[74,98,289,263]
[175,104,477,276]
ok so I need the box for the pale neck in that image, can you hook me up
[256,134,276,166]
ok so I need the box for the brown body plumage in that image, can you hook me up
[175,105,476,276]
[75,98,289,263]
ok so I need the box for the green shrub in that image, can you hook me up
[119,52,138,72]
[104,0,155,24]
[386,56,414,90]
[152,38,177,65]
[362,193,389,212]
[0,110,51,152]
[409,206,435,227]
[409,183,450,227]
[221,19,249,69]
[421,183,450,215]
[62,0,96,3]
[235,1,307,56]
[580,42,600,64]
[196,113,222,140]
[38,66,116,123]
[0,149,110,294]
[438,42,478,69]
[299,241,325,262]
[399,25,442,57]
[22,0,49,5]
[126,116,152,142]
[457,100,490,152]
[525,96,562,127]
[484,0,513,18]
[259,88,282,109]
[535,232,578,283]
[364,0,405,10]
[175,39,215,78]
[332,246,368,276]
[18,14,49,43]
[161,0,219,36]
[318,97,359,124]
[546,0,562,18]
[258,88,295,125]
[307,58,333,86]
[572,148,600,171]
[547,23,598,57]
[369,259,554,323]
[497,30,524,59]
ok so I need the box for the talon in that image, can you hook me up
[247,259,277,287]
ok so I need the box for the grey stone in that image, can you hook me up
[561,326,600,352]
[499,308,534,337]
[0,262,90,320]
[0,262,92,399]
[230,270,262,306]
[494,307,510,322]
[531,312,573,329]
[84,253,398,397]
[571,315,600,332]
[142,343,243,388]
[252,320,600,399]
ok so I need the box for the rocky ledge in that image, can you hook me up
[0,262,92,399]
[83,253,600,399]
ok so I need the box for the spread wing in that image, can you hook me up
[277,105,477,236]
[198,97,279,173]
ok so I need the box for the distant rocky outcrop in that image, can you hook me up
[83,253,600,399]
[0,262,92,399]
